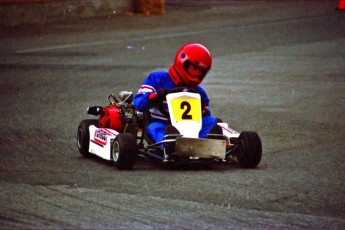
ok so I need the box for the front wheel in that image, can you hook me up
[112,133,138,170]
[237,131,262,168]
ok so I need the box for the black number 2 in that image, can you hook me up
[181,101,192,119]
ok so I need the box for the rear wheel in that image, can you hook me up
[112,133,138,170]
[77,119,98,157]
[237,131,262,168]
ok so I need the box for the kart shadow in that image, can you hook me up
[157,163,239,171]
[77,154,244,172]
[135,156,242,171]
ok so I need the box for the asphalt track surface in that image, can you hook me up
[1,1,345,229]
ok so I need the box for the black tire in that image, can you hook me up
[237,131,262,168]
[77,119,98,157]
[112,133,138,170]
[215,117,223,123]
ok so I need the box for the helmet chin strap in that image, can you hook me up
[169,65,187,87]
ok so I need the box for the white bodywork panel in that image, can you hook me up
[88,125,119,160]
[218,122,240,139]
[166,92,202,138]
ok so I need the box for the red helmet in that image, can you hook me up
[169,43,212,88]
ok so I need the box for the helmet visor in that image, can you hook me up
[183,60,208,80]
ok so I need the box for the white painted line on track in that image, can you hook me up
[15,30,204,54]
[15,15,334,54]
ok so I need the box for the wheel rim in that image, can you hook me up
[112,141,120,162]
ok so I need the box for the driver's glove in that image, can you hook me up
[148,88,168,105]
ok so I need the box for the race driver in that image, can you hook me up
[134,43,219,143]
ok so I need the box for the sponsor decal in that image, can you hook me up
[222,126,239,135]
[93,128,117,146]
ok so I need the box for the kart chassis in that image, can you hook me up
[77,89,262,169]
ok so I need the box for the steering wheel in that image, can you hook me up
[107,94,118,105]
[157,87,200,117]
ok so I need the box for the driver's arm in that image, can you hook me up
[134,84,155,112]
[134,73,160,111]
[198,87,211,117]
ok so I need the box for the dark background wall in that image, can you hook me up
[0,0,165,27]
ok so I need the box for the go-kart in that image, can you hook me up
[77,88,262,170]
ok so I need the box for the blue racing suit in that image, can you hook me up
[134,70,217,143]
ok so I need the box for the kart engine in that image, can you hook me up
[87,91,139,133]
